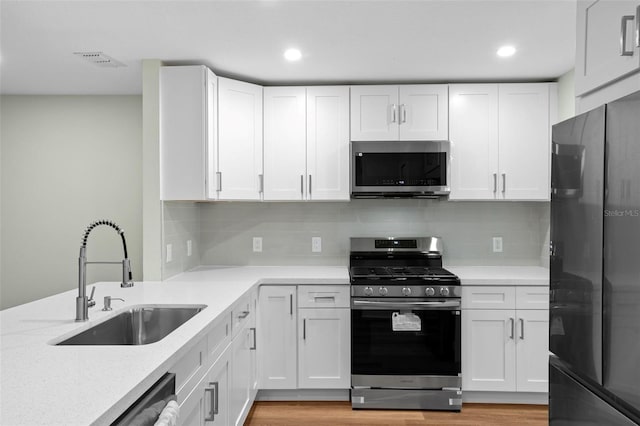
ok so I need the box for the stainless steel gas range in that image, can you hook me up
[349,237,462,411]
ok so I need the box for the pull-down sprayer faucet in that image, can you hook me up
[76,220,134,321]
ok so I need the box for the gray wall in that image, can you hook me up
[187,200,549,269]
[162,202,201,279]
[0,95,142,309]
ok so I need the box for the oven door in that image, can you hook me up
[351,298,461,389]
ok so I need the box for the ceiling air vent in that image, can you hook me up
[73,52,126,68]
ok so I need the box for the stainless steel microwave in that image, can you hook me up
[351,141,450,198]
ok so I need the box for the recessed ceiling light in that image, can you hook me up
[284,48,302,62]
[496,45,517,58]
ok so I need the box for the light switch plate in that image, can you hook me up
[253,237,262,252]
[187,240,192,257]
[166,243,173,263]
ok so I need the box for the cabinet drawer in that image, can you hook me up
[462,286,516,310]
[172,335,207,401]
[516,286,549,310]
[207,314,231,360]
[231,293,253,338]
[298,285,350,308]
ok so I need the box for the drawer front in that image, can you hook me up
[516,286,550,310]
[207,314,231,360]
[231,294,253,338]
[172,335,207,400]
[462,286,516,310]
[298,285,350,308]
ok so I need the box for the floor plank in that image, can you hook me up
[244,401,548,426]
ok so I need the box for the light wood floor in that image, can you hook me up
[244,401,548,426]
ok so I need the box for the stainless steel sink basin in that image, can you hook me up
[56,304,206,345]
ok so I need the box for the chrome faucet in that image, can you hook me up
[76,220,134,321]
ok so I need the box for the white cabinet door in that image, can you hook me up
[263,87,307,201]
[298,308,350,389]
[217,77,263,200]
[178,348,230,426]
[462,309,516,392]
[498,84,551,200]
[449,84,499,200]
[350,85,399,141]
[576,0,640,96]
[306,86,350,201]
[229,325,252,426]
[160,65,216,201]
[515,310,549,393]
[398,85,449,141]
[258,286,297,389]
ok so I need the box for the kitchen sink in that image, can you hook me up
[55,305,206,345]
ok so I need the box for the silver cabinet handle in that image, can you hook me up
[620,15,635,56]
[303,318,306,340]
[237,310,250,319]
[204,381,219,421]
[391,104,397,123]
[509,317,515,339]
[250,327,256,350]
[259,174,264,193]
[300,175,304,196]
[290,294,293,315]
[308,174,312,196]
[636,5,639,47]
[493,173,497,193]
[216,171,222,191]
[502,173,506,194]
[314,296,335,302]
[400,104,407,123]
[520,318,525,340]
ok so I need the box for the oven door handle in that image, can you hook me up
[352,299,461,309]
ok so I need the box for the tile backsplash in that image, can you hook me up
[188,199,550,271]
[162,201,201,280]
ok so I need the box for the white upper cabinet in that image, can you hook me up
[576,0,640,96]
[306,86,350,201]
[264,86,350,201]
[217,77,264,201]
[350,85,448,141]
[160,65,217,201]
[449,83,555,201]
[449,84,499,200]
[263,87,307,201]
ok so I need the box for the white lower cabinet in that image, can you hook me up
[258,285,350,390]
[180,348,230,426]
[461,286,549,393]
[174,289,257,426]
[298,308,350,388]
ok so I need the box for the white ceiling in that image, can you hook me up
[0,0,577,95]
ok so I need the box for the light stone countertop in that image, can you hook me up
[0,264,546,425]
[449,265,549,286]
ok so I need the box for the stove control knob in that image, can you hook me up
[440,287,450,297]
[363,287,374,296]
[402,287,412,296]
[425,287,435,296]
[378,287,389,296]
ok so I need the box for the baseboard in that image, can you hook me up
[463,391,548,405]
[257,389,350,401]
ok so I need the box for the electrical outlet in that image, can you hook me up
[166,243,173,263]
[253,237,263,253]
[492,237,503,253]
[312,236,322,253]
[187,240,192,257]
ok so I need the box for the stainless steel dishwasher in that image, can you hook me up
[111,373,176,425]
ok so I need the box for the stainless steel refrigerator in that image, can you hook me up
[550,90,640,425]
